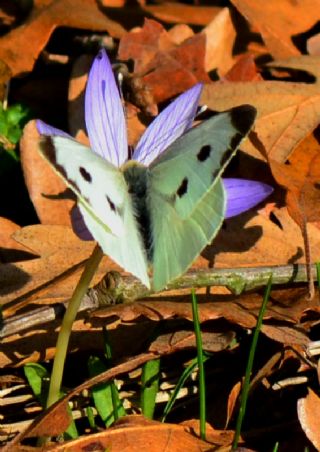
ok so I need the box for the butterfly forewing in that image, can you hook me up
[40,136,128,236]
[39,136,150,288]
[149,105,257,220]
[149,105,257,291]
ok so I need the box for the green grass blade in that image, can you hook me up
[232,275,273,450]
[88,355,126,427]
[161,354,210,422]
[191,289,206,441]
[24,363,78,439]
[141,358,161,419]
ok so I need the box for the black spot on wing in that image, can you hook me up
[79,166,92,182]
[40,136,80,192]
[230,105,257,135]
[197,145,211,161]
[106,195,116,212]
[177,178,188,197]
[219,148,234,167]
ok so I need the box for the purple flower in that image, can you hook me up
[37,49,272,240]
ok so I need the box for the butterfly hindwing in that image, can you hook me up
[39,136,150,288]
[149,105,257,291]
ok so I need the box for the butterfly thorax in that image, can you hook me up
[122,161,153,261]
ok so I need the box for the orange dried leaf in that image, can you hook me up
[144,3,223,26]
[223,54,262,82]
[202,80,320,162]
[0,0,125,76]
[298,388,320,450]
[203,8,236,75]
[44,415,212,452]
[20,120,73,227]
[270,133,320,224]
[230,0,320,59]
[118,19,210,104]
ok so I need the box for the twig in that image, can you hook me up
[1,263,315,339]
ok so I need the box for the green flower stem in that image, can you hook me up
[46,245,103,409]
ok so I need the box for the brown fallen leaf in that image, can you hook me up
[182,419,238,447]
[225,381,241,429]
[307,33,320,56]
[144,3,222,27]
[297,388,320,450]
[230,0,320,59]
[261,324,310,347]
[270,134,320,224]
[118,19,210,104]
[203,8,236,75]
[267,133,320,297]
[0,0,125,77]
[0,217,33,263]
[46,415,212,452]
[68,55,93,140]
[0,225,98,310]
[20,120,74,227]
[201,77,320,162]
[223,54,262,82]
[149,329,236,355]
[0,59,11,101]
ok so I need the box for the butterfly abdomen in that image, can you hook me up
[122,162,153,261]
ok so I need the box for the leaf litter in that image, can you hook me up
[2,1,320,451]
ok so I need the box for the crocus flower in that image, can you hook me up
[37,49,272,242]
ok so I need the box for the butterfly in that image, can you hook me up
[39,104,256,292]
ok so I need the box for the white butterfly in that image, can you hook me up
[37,50,258,291]
[38,50,257,291]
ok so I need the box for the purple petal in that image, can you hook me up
[36,119,71,138]
[223,178,273,219]
[133,83,203,165]
[71,206,94,241]
[85,49,127,166]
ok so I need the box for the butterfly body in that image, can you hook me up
[39,105,257,291]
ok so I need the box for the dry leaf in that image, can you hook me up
[0,218,32,262]
[20,120,74,227]
[118,19,210,104]
[149,330,236,354]
[144,3,222,26]
[226,381,241,429]
[270,134,320,224]
[182,419,238,447]
[0,225,97,309]
[47,415,212,452]
[203,8,236,75]
[202,78,320,162]
[223,54,262,82]
[261,325,310,347]
[0,59,11,101]
[297,388,320,450]
[0,0,125,76]
[230,0,320,59]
